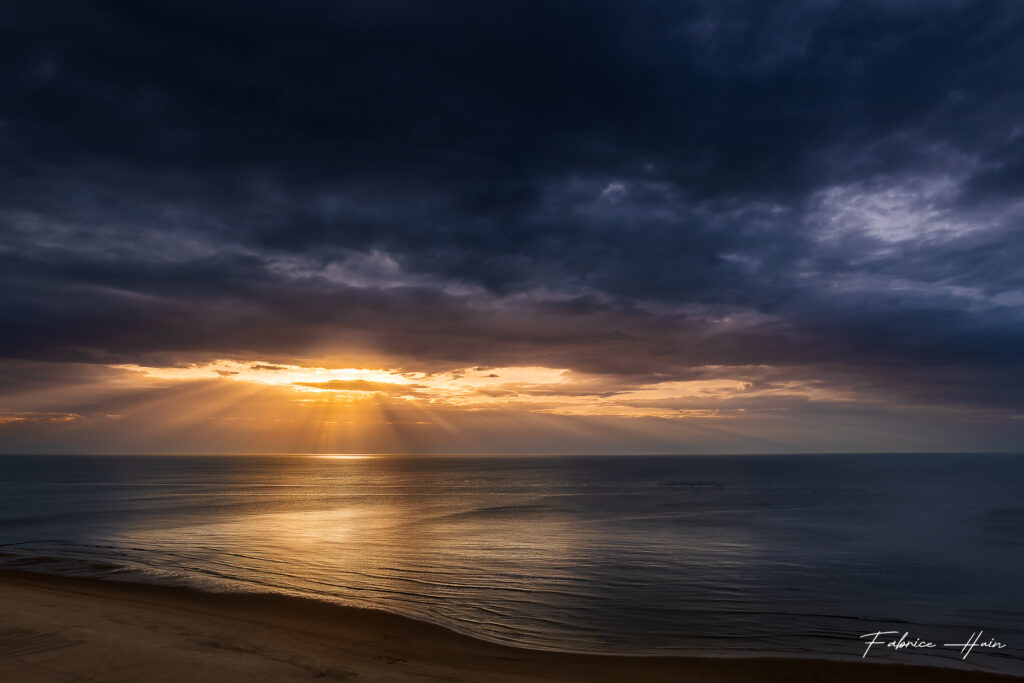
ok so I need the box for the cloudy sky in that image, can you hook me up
[2,1,1023,454]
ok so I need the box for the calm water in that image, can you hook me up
[1,453,1022,673]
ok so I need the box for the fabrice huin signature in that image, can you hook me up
[861,630,1007,660]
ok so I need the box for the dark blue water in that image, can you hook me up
[1,453,1022,673]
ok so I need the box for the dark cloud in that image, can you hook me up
[1,0,1023,445]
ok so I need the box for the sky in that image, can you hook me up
[1,0,1023,454]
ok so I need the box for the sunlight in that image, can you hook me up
[106,359,845,427]
[115,360,412,389]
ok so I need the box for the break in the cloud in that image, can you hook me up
[1,1,1022,453]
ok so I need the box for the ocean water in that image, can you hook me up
[1,453,1022,673]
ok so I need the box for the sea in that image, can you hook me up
[1,453,1022,674]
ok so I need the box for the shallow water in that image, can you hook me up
[1,453,1022,673]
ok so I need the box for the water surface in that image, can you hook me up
[1,453,1022,673]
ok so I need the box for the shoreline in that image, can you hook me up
[0,570,1019,682]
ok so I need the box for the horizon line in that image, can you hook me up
[1,450,1022,458]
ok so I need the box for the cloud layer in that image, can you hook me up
[2,1,1023,451]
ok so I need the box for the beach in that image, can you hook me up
[0,571,1016,683]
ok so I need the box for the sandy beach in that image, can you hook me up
[0,571,1016,683]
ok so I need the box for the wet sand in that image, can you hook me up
[0,570,1017,682]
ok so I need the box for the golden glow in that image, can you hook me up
[0,357,865,454]
[0,411,82,424]
[116,361,412,390]
[109,359,852,424]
